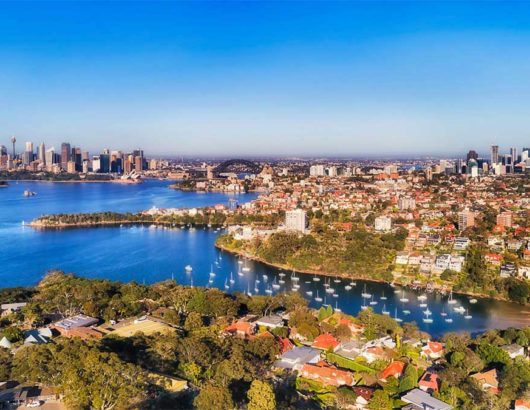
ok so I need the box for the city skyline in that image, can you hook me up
[3,2,530,155]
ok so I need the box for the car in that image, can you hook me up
[26,400,43,408]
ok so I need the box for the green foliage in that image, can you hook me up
[318,305,333,321]
[398,364,418,393]
[194,384,234,410]
[476,342,511,367]
[1,326,23,343]
[326,352,376,374]
[247,380,276,410]
[367,389,392,410]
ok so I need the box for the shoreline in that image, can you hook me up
[0,178,142,184]
[215,243,517,305]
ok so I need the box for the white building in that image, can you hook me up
[285,209,306,233]
[374,216,392,232]
[309,165,326,177]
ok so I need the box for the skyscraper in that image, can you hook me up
[466,150,478,162]
[10,136,16,158]
[23,142,34,165]
[491,145,499,165]
[510,147,518,165]
[61,143,71,169]
[38,143,46,165]
[285,209,306,233]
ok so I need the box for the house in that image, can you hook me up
[223,321,256,339]
[364,336,396,349]
[500,263,517,278]
[279,337,294,354]
[360,346,389,363]
[300,363,355,387]
[23,328,53,345]
[352,386,374,409]
[419,371,440,393]
[501,344,525,359]
[0,384,60,407]
[454,237,470,251]
[274,346,321,371]
[515,399,530,410]
[0,337,12,349]
[379,361,406,382]
[254,315,284,329]
[471,369,500,394]
[421,341,444,360]
[485,253,503,266]
[312,333,340,351]
[395,252,410,265]
[0,302,27,317]
[54,314,98,330]
[401,388,452,410]
[335,339,364,360]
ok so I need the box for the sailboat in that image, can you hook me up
[313,274,321,282]
[361,284,372,299]
[464,309,472,320]
[394,308,403,323]
[237,267,244,277]
[335,301,342,313]
[369,295,378,306]
[190,277,194,289]
[314,290,323,303]
[229,272,235,284]
[440,307,447,317]
[279,272,286,277]
[345,284,352,291]
[382,304,390,315]
[423,310,433,324]
[209,265,216,277]
[445,314,453,323]
[334,277,341,283]
[224,278,229,290]
[272,277,280,289]
[265,285,273,294]
[306,290,313,296]
[448,291,457,305]
[242,260,250,272]
[237,259,243,265]
[291,271,300,282]
[399,290,409,303]
[247,283,252,297]
[262,273,268,280]
[361,298,368,310]
[279,276,285,285]
[254,280,259,293]
[380,292,387,301]
[323,295,328,307]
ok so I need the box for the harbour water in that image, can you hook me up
[1,180,529,337]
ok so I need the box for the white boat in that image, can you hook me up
[369,295,378,306]
[441,308,447,317]
[382,304,390,315]
[419,302,427,308]
[265,285,273,294]
[325,287,335,294]
[279,272,286,277]
[238,269,244,277]
[314,290,323,302]
[345,285,352,291]
[418,294,428,302]
[394,308,402,323]
[291,272,300,282]
[361,284,372,299]
[263,274,268,280]
[208,278,214,284]
[229,272,235,284]
[380,292,387,301]
[469,298,478,304]
[445,317,453,323]
[306,290,313,296]
[272,278,280,289]
[448,291,457,305]
[254,281,259,294]
[464,309,472,319]
[454,306,465,314]
[292,283,300,290]
[209,265,216,277]
[399,290,409,303]
[350,281,356,286]
[333,277,341,283]
[423,307,432,316]
[224,279,229,289]
[255,279,260,284]
[313,274,321,282]
[237,259,243,265]
[332,293,338,298]
[335,301,342,313]
[247,284,252,297]
[402,309,411,315]
[242,259,251,272]
[423,309,433,324]
[279,278,285,284]
[361,298,368,310]
[185,265,193,273]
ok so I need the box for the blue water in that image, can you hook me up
[1,180,529,337]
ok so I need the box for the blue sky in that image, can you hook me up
[2,2,530,157]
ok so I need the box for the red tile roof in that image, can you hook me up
[380,361,406,381]
[301,363,355,387]
[312,333,340,350]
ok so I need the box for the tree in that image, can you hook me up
[0,348,12,380]
[1,326,23,343]
[247,380,276,410]
[184,311,203,331]
[398,365,418,393]
[367,390,392,410]
[194,384,234,410]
